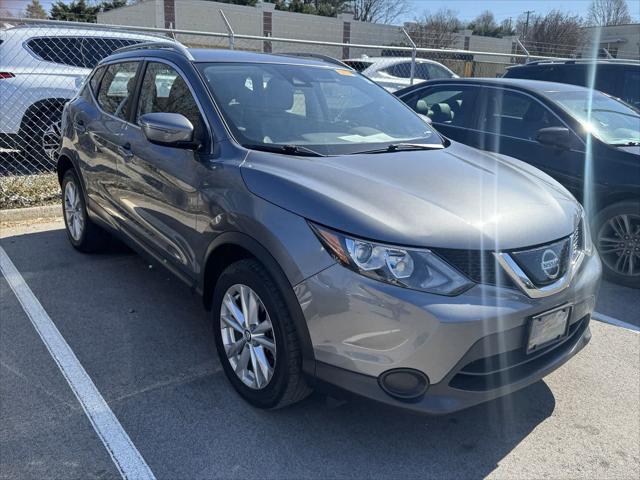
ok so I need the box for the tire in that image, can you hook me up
[21,105,64,170]
[212,259,311,409]
[593,200,640,289]
[61,169,109,253]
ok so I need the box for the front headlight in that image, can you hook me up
[581,209,594,256]
[310,223,474,296]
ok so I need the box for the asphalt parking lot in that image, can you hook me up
[1,219,639,480]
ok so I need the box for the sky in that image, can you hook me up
[400,0,640,24]
[2,0,639,24]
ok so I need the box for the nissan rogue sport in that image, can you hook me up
[56,43,601,414]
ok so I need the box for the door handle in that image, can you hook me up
[117,143,134,161]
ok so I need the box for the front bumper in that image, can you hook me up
[295,252,601,414]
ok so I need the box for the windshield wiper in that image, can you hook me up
[244,143,326,157]
[611,141,640,146]
[349,143,444,155]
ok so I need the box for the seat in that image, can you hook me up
[431,103,453,123]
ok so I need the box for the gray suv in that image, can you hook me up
[57,43,601,414]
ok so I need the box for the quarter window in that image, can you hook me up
[96,62,139,120]
[27,37,84,67]
[136,62,206,143]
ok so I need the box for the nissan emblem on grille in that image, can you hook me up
[541,249,561,279]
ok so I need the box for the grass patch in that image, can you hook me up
[0,174,61,209]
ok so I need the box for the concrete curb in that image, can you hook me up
[0,204,62,223]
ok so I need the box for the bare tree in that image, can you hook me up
[407,8,462,48]
[587,0,632,26]
[518,10,586,57]
[468,10,498,36]
[349,0,409,24]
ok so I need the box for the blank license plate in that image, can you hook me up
[527,306,571,354]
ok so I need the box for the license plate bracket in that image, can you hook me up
[526,305,571,354]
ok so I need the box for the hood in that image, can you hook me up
[615,145,640,155]
[240,141,580,251]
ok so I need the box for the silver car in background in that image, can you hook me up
[0,25,170,164]
[343,56,458,91]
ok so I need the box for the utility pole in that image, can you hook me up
[523,10,534,39]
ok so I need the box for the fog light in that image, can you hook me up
[379,368,429,400]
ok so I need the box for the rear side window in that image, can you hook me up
[96,62,139,120]
[383,62,412,79]
[81,38,140,68]
[27,37,84,67]
[402,87,475,127]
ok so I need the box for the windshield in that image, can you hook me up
[197,62,440,155]
[546,90,640,145]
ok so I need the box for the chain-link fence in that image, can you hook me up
[1,14,637,208]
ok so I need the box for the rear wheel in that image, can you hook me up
[61,170,108,252]
[594,201,640,288]
[21,104,64,170]
[212,259,311,409]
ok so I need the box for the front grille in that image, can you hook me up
[510,236,572,287]
[449,316,588,391]
[434,248,516,289]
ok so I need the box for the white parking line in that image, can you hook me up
[592,311,640,333]
[0,246,157,480]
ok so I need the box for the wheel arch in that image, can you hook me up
[19,97,68,134]
[201,231,316,376]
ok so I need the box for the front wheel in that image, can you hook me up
[594,200,640,288]
[212,259,311,409]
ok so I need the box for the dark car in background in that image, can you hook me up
[503,60,640,109]
[396,78,640,287]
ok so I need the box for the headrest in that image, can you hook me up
[431,102,453,122]
[265,78,294,111]
[416,99,429,114]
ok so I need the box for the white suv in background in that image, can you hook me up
[0,25,171,166]
[343,56,458,92]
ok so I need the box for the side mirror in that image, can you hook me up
[139,112,196,148]
[536,127,573,150]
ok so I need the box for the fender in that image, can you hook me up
[200,231,317,376]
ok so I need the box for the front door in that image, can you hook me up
[116,61,209,279]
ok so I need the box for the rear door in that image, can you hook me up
[78,61,141,219]
[116,60,208,279]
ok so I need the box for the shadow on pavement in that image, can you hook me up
[1,226,556,479]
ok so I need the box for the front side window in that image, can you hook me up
[547,89,640,145]
[622,69,640,108]
[402,87,475,128]
[136,62,206,143]
[197,62,439,155]
[89,66,105,96]
[27,37,84,67]
[96,62,139,120]
[479,90,562,141]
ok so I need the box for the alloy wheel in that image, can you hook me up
[64,180,84,242]
[220,284,277,389]
[42,121,62,162]
[597,213,640,278]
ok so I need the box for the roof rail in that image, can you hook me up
[114,41,194,61]
[277,52,352,69]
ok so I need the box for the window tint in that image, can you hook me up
[622,69,640,108]
[426,63,452,79]
[96,62,139,120]
[403,87,474,127]
[27,37,84,67]
[479,90,562,141]
[81,38,140,68]
[384,62,412,78]
[136,62,205,142]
